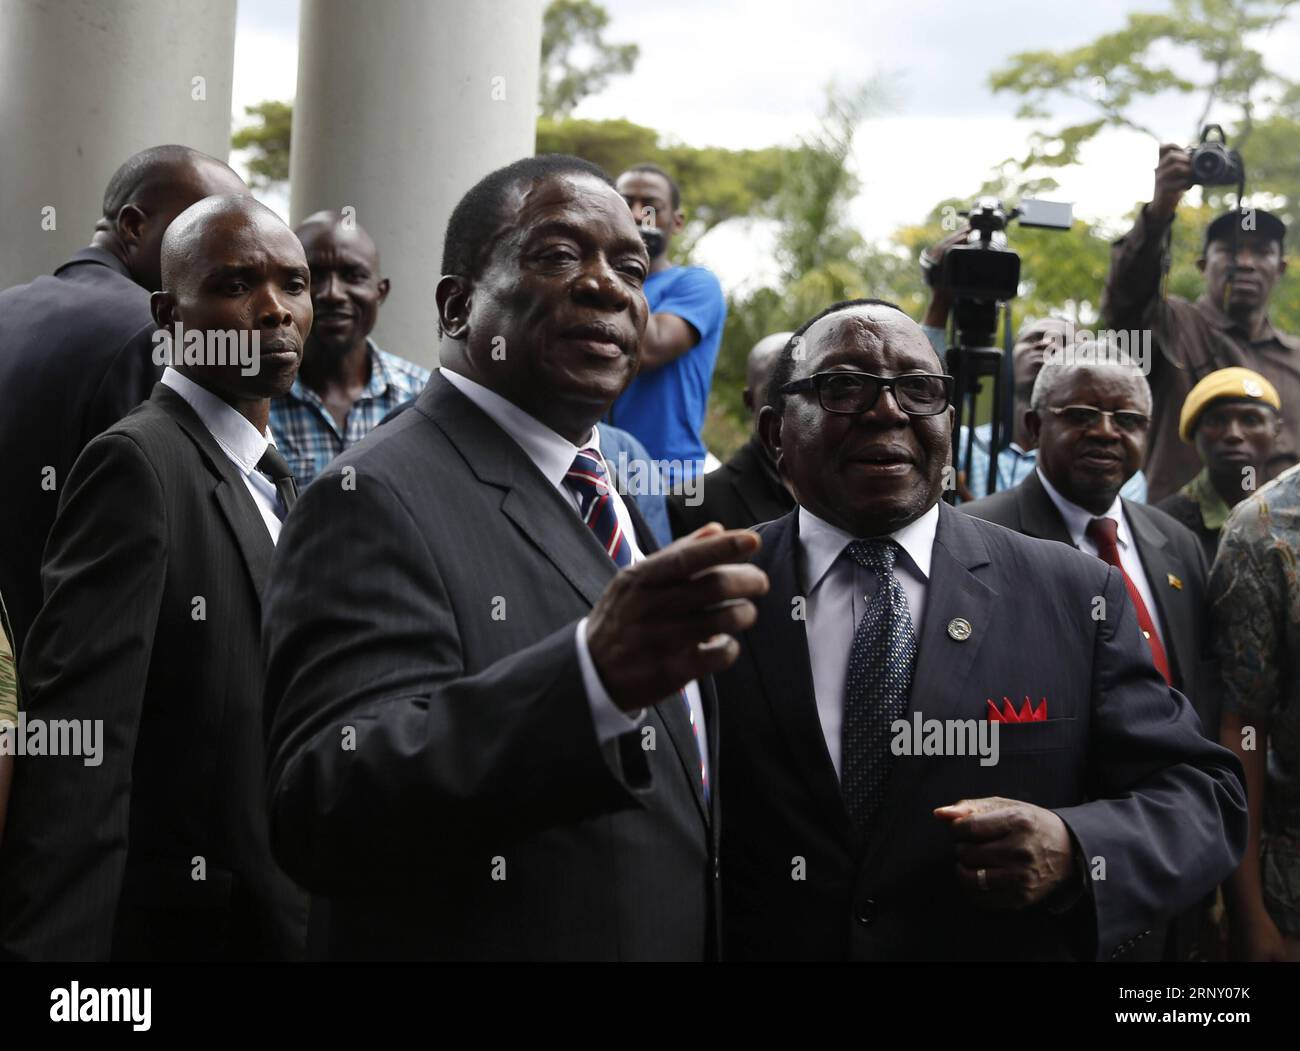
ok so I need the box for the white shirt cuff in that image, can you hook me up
[576,617,645,744]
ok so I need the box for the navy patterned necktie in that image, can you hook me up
[841,538,918,834]
[565,449,632,567]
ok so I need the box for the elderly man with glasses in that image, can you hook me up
[963,343,1224,960]
[710,301,1245,961]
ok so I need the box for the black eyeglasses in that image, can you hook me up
[1047,405,1150,433]
[779,371,953,416]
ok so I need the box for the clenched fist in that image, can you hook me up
[934,796,1078,909]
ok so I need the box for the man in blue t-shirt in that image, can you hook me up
[608,164,726,483]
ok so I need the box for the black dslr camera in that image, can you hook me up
[1188,124,1245,187]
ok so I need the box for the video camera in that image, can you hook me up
[923,197,1072,348]
[924,196,1072,503]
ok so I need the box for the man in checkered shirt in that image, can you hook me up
[270,211,430,488]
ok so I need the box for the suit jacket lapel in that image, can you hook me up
[1124,501,1191,686]
[153,383,274,600]
[748,512,860,848]
[420,375,709,821]
[864,502,997,864]
[1016,471,1075,545]
[419,374,616,608]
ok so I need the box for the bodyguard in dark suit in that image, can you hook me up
[670,331,795,536]
[962,351,1217,736]
[0,196,312,960]
[262,156,768,960]
[0,145,246,659]
[717,298,1246,961]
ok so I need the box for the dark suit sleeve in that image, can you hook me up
[262,468,648,895]
[1,434,166,960]
[1051,566,1247,960]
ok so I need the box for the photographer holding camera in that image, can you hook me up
[1103,138,1298,503]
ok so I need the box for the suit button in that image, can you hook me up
[856,899,876,925]
[712,858,720,881]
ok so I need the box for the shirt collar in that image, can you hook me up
[160,367,272,476]
[1183,468,1233,531]
[439,367,597,490]
[798,501,939,594]
[1036,467,1132,550]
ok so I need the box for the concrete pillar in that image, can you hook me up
[291,0,543,368]
[0,0,237,289]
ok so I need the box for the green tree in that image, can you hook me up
[536,117,791,259]
[705,82,889,455]
[539,0,639,119]
[990,0,1299,222]
[229,100,293,190]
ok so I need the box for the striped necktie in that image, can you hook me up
[565,448,631,567]
[565,448,708,803]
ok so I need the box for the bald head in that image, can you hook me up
[160,195,297,292]
[295,210,379,263]
[744,331,795,426]
[293,210,390,362]
[93,145,247,293]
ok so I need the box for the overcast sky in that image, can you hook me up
[230,0,1299,290]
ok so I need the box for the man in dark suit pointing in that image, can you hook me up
[261,155,768,960]
[715,298,1246,961]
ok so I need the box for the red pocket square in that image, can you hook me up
[986,696,1047,723]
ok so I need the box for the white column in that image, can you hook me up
[0,0,237,289]
[290,0,544,369]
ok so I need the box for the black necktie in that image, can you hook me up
[256,445,298,519]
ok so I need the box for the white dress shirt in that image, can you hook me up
[798,502,939,778]
[1036,468,1165,645]
[160,368,285,542]
[440,369,708,768]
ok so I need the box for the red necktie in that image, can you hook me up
[1085,517,1172,685]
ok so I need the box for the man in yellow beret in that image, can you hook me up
[1156,367,1281,563]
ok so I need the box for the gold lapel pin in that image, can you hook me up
[1167,573,1183,590]
[947,618,972,641]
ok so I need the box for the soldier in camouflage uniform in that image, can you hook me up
[1211,463,1300,960]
